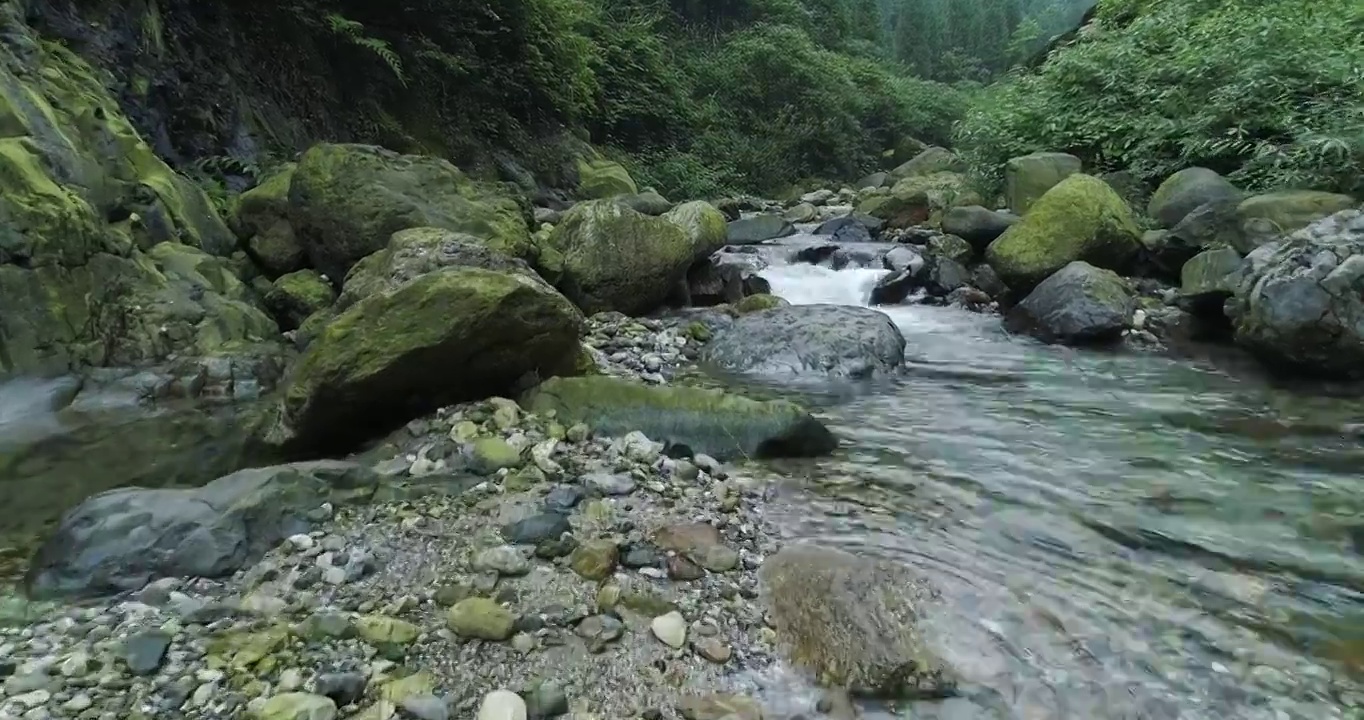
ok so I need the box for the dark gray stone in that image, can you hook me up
[525,681,569,719]
[726,215,795,244]
[316,672,368,707]
[1006,261,1135,345]
[123,630,171,676]
[1148,168,1244,229]
[1177,246,1243,317]
[544,485,585,513]
[941,206,1016,251]
[502,513,572,545]
[25,461,377,599]
[702,304,906,379]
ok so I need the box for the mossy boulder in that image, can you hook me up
[941,206,1017,251]
[859,172,978,229]
[260,268,583,456]
[520,375,836,460]
[235,164,305,277]
[287,143,536,280]
[1233,191,1358,253]
[985,174,1142,292]
[446,597,516,640]
[265,270,335,331]
[619,189,672,216]
[257,692,337,720]
[0,19,268,376]
[784,202,818,223]
[575,157,638,199]
[732,293,789,314]
[1004,152,1082,214]
[663,201,729,260]
[545,200,696,315]
[1177,246,1243,316]
[889,146,964,180]
[726,214,795,244]
[1147,167,1243,229]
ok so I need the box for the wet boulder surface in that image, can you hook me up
[701,304,906,380]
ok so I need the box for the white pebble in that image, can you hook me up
[287,534,316,551]
[651,611,687,648]
[477,690,527,720]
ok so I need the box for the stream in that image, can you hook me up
[2,233,1362,717]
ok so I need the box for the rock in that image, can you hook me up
[473,546,531,576]
[355,614,421,646]
[684,258,745,306]
[502,513,572,545]
[546,200,698,315]
[401,694,450,720]
[469,437,524,474]
[544,485,585,513]
[620,190,673,216]
[663,201,730,261]
[693,637,733,664]
[521,375,836,460]
[570,540,620,581]
[654,522,739,572]
[523,681,568,719]
[287,143,536,280]
[815,214,882,238]
[575,157,637,199]
[985,174,1142,293]
[336,226,546,312]
[1226,209,1364,379]
[784,203,818,223]
[890,146,964,179]
[447,598,516,640]
[1178,246,1243,316]
[732,293,789,314]
[702,304,905,379]
[941,206,1017,251]
[1147,167,1243,229]
[266,270,336,331]
[584,472,636,496]
[859,172,977,230]
[855,171,889,190]
[122,630,171,676]
[314,672,367,707]
[478,690,528,720]
[677,694,763,720]
[25,461,372,598]
[1233,191,1358,254]
[258,693,338,720]
[259,268,582,456]
[237,164,306,276]
[970,263,1008,299]
[1004,152,1082,213]
[727,215,796,244]
[760,544,957,698]
[1005,261,1135,345]
[926,234,974,265]
[650,611,687,648]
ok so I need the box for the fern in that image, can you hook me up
[324,12,406,85]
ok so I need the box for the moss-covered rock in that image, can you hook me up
[889,146,964,179]
[662,201,728,260]
[784,202,818,223]
[1004,152,1081,214]
[859,172,978,229]
[1233,191,1358,252]
[1178,246,1243,316]
[520,375,836,460]
[260,268,583,456]
[575,157,638,199]
[1147,167,1243,229]
[545,200,695,315]
[0,16,269,376]
[618,189,672,215]
[446,597,515,640]
[257,692,337,720]
[985,174,1142,292]
[732,293,789,314]
[287,143,536,280]
[235,164,304,277]
[265,270,335,331]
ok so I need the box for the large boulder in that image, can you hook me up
[520,376,836,460]
[618,189,672,216]
[702,304,906,379]
[1226,210,1364,379]
[889,146,964,180]
[235,164,305,277]
[287,143,537,280]
[25,461,379,599]
[941,206,1017,251]
[1005,261,1134,345]
[1177,246,1243,317]
[858,172,978,230]
[759,544,957,698]
[1232,191,1357,253]
[663,201,729,260]
[1147,167,1243,229]
[265,270,336,331]
[546,200,698,315]
[1004,152,1081,214]
[985,174,1142,293]
[260,268,583,456]
[575,157,638,199]
[726,215,795,244]
[0,18,269,377]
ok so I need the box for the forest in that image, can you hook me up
[104,0,1364,201]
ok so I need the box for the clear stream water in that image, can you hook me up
[2,235,1362,718]
[747,237,1364,719]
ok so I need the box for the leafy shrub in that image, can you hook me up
[954,0,1364,196]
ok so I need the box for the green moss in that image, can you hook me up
[1004,152,1081,214]
[265,270,336,331]
[859,171,977,229]
[1237,191,1356,235]
[545,200,693,315]
[575,157,638,199]
[662,200,728,259]
[733,294,787,314]
[686,321,712,342]
[985,174,1142,292]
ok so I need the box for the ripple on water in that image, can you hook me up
[747,257,1364,718]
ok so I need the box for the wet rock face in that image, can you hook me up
[701,304,906,380]
[1226,209,1364,379]
[24,461,376,599]
[1006,261,1135,345]
[759,544,958,699]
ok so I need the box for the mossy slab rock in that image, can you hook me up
[0,14,266,376]
[1004,152,1081,214]
[520,375,836,460]
[663,201,729,260]
[889,146,964,180]
[985,174,1142,293]
[265,270,336,331]
[236,164,304,277]
[287,143,537,280]
[545,200,696,315]
[575,157,638,199]
[1233,191,1357,253]
[261,268,583,456]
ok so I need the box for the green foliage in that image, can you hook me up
[954,0,1364,196]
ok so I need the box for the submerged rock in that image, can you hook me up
[1226,209,1364,379]
[520,375,836,459]
[1005,261,1135,345]
[25,461,375,598]
[702,304,906,379]
[759,544,957,698]
[261,268,583,456]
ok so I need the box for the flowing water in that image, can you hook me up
[744,237,1364,719]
